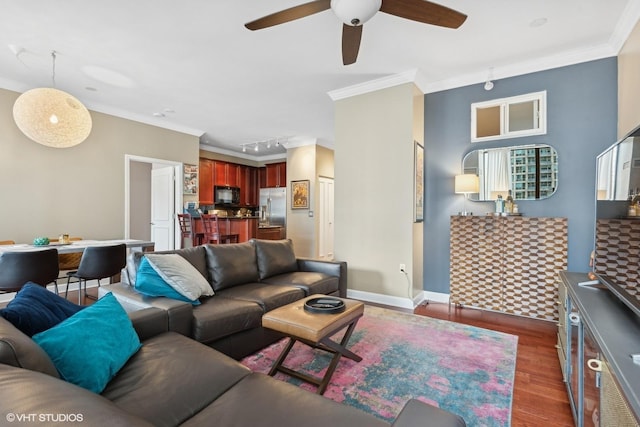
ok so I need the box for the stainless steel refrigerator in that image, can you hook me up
[259,188,286,227]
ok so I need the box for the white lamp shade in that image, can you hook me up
[455,174,479,194]
[13,87,92,148]
[331,0,381,25]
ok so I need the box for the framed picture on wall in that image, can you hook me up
[291,180,310,209]
[414,141,424,222]
[183,164,198,195]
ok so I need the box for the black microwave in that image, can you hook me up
[214,186,240,205]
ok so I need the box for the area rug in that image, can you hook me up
[241,305,518,427]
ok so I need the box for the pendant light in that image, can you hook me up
[13,51,92,148]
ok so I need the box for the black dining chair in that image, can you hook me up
[64,244,127,305]
[0,249,60,294]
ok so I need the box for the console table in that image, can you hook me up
[558,271,640,427]
[449,215,567,321]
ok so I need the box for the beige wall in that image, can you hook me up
[411,86,424,299]
[618,19,640,137]
[0,88,200,244]
[334,83,420,300]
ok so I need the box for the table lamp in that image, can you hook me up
[455,174,479,216]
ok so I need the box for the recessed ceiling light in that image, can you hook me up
[530,17,548,28]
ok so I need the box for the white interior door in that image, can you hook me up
[151,166,175,251]
[318,177,335,260]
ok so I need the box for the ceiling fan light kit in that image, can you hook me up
[245,0,467,65]
[330,0,381,26]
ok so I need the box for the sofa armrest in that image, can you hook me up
[129,308,169,341]
[297,258,347,298]
[100,283,193,338]
[391,400,466,427]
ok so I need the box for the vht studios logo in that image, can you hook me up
[6,413,84,423]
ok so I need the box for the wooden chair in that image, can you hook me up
[177,213,203,248]
[200,214,239,244]
[0,240,15,245]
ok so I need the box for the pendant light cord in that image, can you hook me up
[51,50,57,88]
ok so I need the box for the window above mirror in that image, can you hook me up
[471,91,547,142]
[463,144,558,201]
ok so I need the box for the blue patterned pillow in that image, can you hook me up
[0,283,84,337]
[32,292,141,393]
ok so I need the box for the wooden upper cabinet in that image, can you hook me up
[238,166,258,206]
[214,161,240,187]
[198,159,214,205]
[262,162,286,188]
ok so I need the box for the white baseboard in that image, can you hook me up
[346,289,416,309]
[421,291,450,304]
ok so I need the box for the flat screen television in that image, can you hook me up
[593,124,640,315]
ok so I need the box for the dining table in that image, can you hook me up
[0,239,155,254]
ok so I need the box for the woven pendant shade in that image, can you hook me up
[13,87,92,148]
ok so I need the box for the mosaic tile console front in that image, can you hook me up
[450,215,568,321]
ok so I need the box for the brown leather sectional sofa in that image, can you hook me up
[0,307,466,426]
[100,239,347,359]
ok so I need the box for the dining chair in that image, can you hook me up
[0,249,60,294]
[177,213,203,247]
[0,240,15,245]
[64,244,126,304]
[48,236,83,274]
[200,214,239,244]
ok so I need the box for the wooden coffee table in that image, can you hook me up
[262,295,365,395]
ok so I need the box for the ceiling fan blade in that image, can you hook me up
[245,0,331,30]
[342,24,363,65]
[380,0,467,29]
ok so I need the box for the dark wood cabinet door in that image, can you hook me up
[214,161,228,186]
[198,159,214,205]
[227,163,239,187]
[264,162,286,187]
[259,167,267,188]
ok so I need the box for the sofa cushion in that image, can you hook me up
[262,271,340,296]
[0,364,153,426]
[216,283,305,312]
[252,239,298,280]
[125,246,208,287]
[32,293,142,393]
[205,242,259,291]
[180,373,389,427]
[0,283,84,337]
[103,331,252,427]
[134,257,202,305]
[191,297,263,343]
[145,253,213,299]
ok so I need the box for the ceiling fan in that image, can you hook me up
[245,0,467,65]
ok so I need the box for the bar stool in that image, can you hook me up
[0,249,60,294]
[177,213,203,248]
[0,240,15,245]
[200,214,239,244]
[64,244,126,304]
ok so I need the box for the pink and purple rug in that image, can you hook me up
[241,305,517,427]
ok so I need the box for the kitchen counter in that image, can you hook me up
[192,216,258,243]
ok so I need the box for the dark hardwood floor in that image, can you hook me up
[413,301,574,427]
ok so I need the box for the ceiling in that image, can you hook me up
[0,0,638,160]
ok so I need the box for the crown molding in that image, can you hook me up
[609,0,640,52]
[327,69,422,101]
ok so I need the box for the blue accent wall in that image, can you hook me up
[423,58,618,294]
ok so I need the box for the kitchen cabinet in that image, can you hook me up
[214,161,239,187]
[256,226,285,240]
[260,162,286,188]
[198,158,214,205]
[449,215,568,321]
[239,165,258,207]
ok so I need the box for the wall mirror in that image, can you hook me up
[463,144,559,201]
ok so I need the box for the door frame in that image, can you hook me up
[124,155,183,248]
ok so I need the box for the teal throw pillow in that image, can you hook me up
[32,292,141,394]
[134,256,203,305]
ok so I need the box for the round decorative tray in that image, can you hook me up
[304,297,345,314]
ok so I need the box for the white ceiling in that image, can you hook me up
[0,0,638,159]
